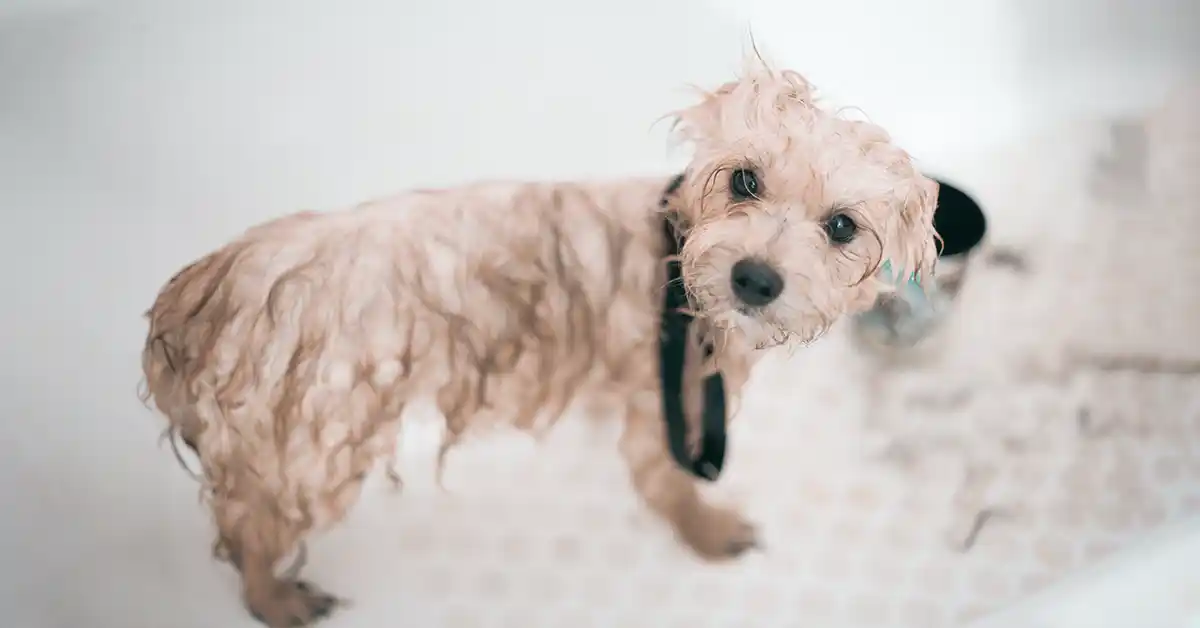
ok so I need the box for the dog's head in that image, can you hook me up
[668,58,939,349]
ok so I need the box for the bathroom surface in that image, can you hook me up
[1,1,1198,626]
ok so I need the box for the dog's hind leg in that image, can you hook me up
[205,428,380,627]
[212,481,342,628]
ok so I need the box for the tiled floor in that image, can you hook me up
[0,1,1197,627]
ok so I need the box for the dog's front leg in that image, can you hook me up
[619,398,758,560]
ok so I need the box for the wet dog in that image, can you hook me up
[140,55,939,626]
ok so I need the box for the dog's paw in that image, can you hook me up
[248,580,340,627]
[676,502,760,561]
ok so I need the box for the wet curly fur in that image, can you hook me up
[139,55,939,627]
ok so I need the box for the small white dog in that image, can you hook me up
[140,55,939,626]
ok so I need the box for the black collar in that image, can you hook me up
[658,174,728,482]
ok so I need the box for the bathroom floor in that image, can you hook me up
[1,1,1198,627]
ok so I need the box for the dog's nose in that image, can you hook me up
[730,258,784,306]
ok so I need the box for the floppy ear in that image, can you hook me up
[843,175,937,317]
[894,174,941,286]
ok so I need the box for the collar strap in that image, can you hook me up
[658,174,728,482]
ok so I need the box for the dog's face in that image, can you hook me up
[670,62,939,349]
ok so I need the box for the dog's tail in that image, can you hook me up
[139,243,246,478]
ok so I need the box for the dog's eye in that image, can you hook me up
[729,169,759,200]
[824,212,858,244]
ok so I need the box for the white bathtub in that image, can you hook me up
[1,1,1196,626]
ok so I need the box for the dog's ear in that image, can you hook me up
[894,174,941,285]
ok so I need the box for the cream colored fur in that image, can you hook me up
[139,55,939,627]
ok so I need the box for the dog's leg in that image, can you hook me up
[213,492,339,628]
[434,375,479,490]
[619,400,758,560]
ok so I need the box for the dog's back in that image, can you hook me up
[139,178,676,529]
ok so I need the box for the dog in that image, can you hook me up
[140,56,939,627]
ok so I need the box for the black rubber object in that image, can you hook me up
[930,178,987,258]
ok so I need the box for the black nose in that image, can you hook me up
[730,258,784,306]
